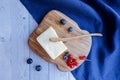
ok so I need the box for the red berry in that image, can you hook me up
[79,56,86,60]
[72,60,78,66]
[72,58,76,62]
[67,62,71,66]
[66,53,79,68]
[67,55,78,68]
[69,64,74,68]
[68,54,73,58]
[67,59,72,65]
[73,61,78,66]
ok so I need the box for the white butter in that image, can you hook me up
[37,27,67,59]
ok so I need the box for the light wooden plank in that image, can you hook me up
[68,72,76,80]
[0,0,13,80]
[0,46,12,80]
[29,15,49,80]
[0,0,29,80]
[49,64,69,80]
[49,63,75,80]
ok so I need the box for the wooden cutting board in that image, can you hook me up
[28,10,92,72]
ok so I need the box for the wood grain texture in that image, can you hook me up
[28,10,92,72]
[0,0,29,80]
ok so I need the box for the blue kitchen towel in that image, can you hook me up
[20,0,120,80]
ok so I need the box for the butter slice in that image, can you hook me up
[37,27,67,59]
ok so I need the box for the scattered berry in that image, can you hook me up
[72,58,76,62]
[68,27,74,32]
[67,54,78,69]
[68,54,73,59]
[69,64,75,68]
[74,61,78,66]
[65,52,70,56]
[35,65,42,71]
[79,56,86,60]
[27,58,33,64]
[60,19,67,25]
[63,52,70,60]
[64,56,68,60]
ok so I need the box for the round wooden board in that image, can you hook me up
[28,10,92,72]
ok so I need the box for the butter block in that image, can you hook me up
[37,27,67,59]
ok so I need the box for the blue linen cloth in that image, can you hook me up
[20,0,120,80]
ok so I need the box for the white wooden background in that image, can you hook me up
[0,0,75,80]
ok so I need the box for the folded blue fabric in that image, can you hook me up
[20,0,120,80]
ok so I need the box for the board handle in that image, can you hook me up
[49,33,103,42]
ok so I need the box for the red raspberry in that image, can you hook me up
[72,58,76,62]
[79,56,86,60]
[73,61,78,66]
[67,55,78,68]
[67,59,72,65]
[69,65,74,68]
[73,59,78,66]
[68,54,73,59]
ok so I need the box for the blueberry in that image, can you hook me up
[64,56,68,60]
[35,65,42,71]
[27,58,33,64]
[65,52,70,56]
[68,27,74,32]
[60,19,67,25]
